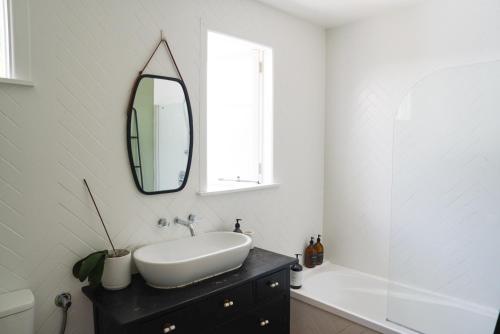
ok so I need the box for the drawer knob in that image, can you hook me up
[223,299,235,308]
[259,319,270,327]
[268,281,279,288]
[163,324,176,333]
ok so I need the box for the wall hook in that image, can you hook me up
[140,29,184,81]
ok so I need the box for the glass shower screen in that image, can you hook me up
[388,60,500,334]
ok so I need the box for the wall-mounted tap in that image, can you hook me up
[174,214,197,237]
[157,218,170,228]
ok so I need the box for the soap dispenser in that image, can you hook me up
[233,218,243,233]
[290,254,303,289]
[304,237,317,268]
[314,234,324,265]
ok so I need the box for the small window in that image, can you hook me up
[0,0,10,78]
[205,31,273,193]
[0,0,31,83]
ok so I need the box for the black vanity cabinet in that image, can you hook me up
[82,248,296,334]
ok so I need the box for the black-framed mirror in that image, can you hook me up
[127,74,193,194]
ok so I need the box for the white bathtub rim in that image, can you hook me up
[292,261,406,334]
[291,262,497,334]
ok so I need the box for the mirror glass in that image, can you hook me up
[127,75,193,194]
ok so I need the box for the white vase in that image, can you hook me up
[101,249,131,290]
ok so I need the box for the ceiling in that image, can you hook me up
[256,0,425,28]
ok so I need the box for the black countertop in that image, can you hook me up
[82,247,296,326]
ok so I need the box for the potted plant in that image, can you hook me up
[72,180,131,290]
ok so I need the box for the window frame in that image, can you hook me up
[0,0,11,78]
[0,0,32,86]
[200,27,277,196]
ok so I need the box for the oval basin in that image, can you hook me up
[133,232,252,289]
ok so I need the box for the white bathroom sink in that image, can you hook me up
[133,232,252,289]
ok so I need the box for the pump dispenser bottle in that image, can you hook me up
[314,235,324,265]
[290,254,303,289]
[304,237,317,268]
[233,219,243,233]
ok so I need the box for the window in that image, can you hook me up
[0,0,31,84]
[0,0,10,78]
[204,31,274,194]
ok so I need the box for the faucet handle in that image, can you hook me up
[157,218,169,228]
[188,214,198,223]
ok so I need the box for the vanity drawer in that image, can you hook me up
[138,306,197,334]
[246,299,287,334]
[214,299,286,334]
[203,282,254,323]
[255,270,286,301]
[214,317,250,334]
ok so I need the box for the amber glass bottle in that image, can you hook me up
[304,237,317,268]
[314,235,324,265]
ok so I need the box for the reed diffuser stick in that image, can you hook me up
[83,179,117,256]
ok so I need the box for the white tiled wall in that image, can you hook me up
[323,0,500,278]
[0,0,325,333]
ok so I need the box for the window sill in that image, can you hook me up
[198,183,280,196]
[0,77,35,87]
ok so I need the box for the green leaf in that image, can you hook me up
[73,251,107,279]
[78,252,107,282]
[88,255,106,287]
[72,258,84,279]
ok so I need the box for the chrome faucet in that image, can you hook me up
[174,214,197,237]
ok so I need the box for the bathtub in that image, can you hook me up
[290,262,498,334]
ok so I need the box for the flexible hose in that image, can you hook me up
[59,307,68,334]
[55,293,72,334]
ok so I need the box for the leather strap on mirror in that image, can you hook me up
[140,31,184,82]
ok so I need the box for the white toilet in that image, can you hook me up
[0,289,35,334]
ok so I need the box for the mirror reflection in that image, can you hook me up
[128,75,193,194]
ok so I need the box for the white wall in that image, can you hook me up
[0,0,325,333]
[324,0,500,277]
